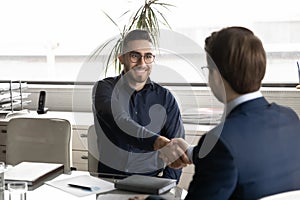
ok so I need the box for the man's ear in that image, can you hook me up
[118,54,124,64]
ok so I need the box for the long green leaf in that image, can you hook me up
[153,7,172,29]
[88,37,116,61]
[93,0,175,76]
[101,10,122,33]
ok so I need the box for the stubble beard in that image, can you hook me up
[127,65,151,83]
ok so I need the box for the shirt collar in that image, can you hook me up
[226,90,263,115]
[119,71,154,91]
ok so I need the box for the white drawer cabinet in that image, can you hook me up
[0,124,7,162]
[72,150,88,171]
[72,128,88,171]
[0,145,6,161]
[72,129,88,151]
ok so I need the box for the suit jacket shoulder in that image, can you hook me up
[189,97,300,199]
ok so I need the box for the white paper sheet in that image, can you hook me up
[45,175,115,197]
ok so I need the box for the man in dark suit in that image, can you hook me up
[132,26,300,200]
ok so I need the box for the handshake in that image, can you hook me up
[154,137,193,169]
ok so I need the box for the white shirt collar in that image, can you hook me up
[226,91,263,115]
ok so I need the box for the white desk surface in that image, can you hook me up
[3,171,186,200]
[3,171,96,200]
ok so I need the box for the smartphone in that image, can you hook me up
[37,91,48,114]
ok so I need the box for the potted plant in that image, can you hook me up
[89,0,175,75]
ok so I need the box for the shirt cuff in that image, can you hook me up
[148,135,160,151]
[187,145,195,164]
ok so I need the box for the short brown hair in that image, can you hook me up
[121,29,153,53]
[205,26,266,94]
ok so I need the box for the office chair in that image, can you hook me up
[6,117,72,173]
[87,124,99,173]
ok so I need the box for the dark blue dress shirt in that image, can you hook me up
[92,73,185,182]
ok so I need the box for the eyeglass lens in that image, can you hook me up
[129,51,155,64]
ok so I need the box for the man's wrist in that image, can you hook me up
[153,136,170,150]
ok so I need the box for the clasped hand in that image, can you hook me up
[158,138,192,169]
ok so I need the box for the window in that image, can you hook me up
[1,0,299,84]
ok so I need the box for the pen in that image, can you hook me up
[68,183,92,191]
[297,61,300,84]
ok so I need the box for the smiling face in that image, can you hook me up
[119,39,154,88]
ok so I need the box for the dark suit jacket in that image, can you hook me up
[147,97,300,200]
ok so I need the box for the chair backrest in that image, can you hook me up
[87,124,99,173]
[6,117,71,173]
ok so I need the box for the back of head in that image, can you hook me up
[121,29,153,54]
[205,26,266,94]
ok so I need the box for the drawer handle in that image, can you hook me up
[80,134,88,138]
[81,155,88,160]
[2,150,6,154]
[1,130,7,133]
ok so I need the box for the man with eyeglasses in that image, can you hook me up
[92,29,185,182]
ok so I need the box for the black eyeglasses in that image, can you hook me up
[201,65,211,71]
[201,65,214,77]
[128,51,155,64]
[201,66,209,70]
